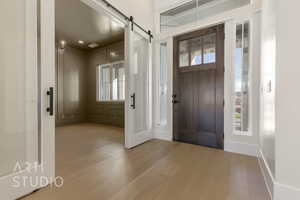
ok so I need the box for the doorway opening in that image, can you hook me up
[54,0,126,173]
[173,24,225,149]
[53,0,154,180]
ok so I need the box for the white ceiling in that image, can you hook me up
[55,0,124,50]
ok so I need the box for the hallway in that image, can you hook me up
[22,124,269,200]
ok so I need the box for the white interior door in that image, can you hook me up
[125,24,153,148]
[0,0,55,199]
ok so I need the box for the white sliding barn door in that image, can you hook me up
[125,24,153,148]
[0,0,55,199]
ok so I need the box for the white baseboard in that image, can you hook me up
[153,130,172,141]
[258,149,275,199]
[224,140,258,157]
[258,149,300,200]
[274,182,300,200]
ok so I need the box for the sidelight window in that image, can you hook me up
[233,21,250,134]
[97,61,125,101]
[158,42,168,126]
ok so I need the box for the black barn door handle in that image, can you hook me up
[130,93,135,109]
[46,87,54,116]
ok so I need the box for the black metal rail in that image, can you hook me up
[101,0,153,41]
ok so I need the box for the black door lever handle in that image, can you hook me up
[47,87,54,116]
[130,93,135,109]
[172,100,180,104]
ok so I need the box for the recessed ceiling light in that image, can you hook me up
[88,43,99,48]
[78,40,85,45]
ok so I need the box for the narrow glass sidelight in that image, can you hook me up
[158,42,168,126]
[234,21,250,133]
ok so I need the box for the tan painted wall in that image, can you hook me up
[55,40,124,127]
[56,46,88,126]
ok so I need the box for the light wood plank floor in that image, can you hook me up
[23,123,270,200]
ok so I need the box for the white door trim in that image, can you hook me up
[40,0,56,181]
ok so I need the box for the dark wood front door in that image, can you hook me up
[173,24,224,149]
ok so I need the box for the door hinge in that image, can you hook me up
[223,100,225,107]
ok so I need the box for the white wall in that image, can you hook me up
[56,46,88,126]
[274,0,300,199]
[106,0,154,31]
[260,0,300,199]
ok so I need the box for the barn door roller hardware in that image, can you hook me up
[101,0,153,42]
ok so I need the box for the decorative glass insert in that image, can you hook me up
[97,61,125,101]
[234,21,250,133]
[190,37,203,65]
[203,33,216,64]
[118,67,125,100]
[179,40,189,67]
[179,33,216,68]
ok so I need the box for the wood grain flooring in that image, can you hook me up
[22,123,270,200]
